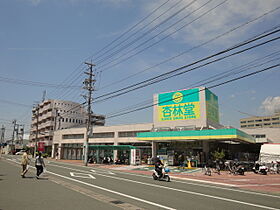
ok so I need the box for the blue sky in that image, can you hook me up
[1,0,280,138]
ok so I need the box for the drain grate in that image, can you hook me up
[110,200,125,205]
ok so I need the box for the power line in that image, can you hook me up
[92,0,172,59]
[106,64,279,119]
[105,50,280,117]
[0,99,33,108]
[95,0,199,64]
[98,6,280,90]
[0,75,82,89]
[93,27,280,103]
[97,0,227,71]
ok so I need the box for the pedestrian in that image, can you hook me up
[20,150,30,178]
[35,152,45,179]
[55,151,59,161]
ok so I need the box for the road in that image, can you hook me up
[1,155,280,210]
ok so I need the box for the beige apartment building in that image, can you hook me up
[29,99,88,155]
[240,112,280,129]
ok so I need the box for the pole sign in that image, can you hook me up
[158,88,200,121]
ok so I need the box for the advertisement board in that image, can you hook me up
[158,88,200,122]
[38,142,45,152]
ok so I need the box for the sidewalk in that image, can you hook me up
[57,159,280,194]
[0,159,121,210]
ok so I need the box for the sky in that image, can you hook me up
[0,0,280,139]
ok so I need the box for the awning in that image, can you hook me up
[136,128,255,144]
[88,145,137,150]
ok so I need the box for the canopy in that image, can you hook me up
[88,145,137,150]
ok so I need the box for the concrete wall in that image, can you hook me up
[240,128,280,143]
[53,123,153,145]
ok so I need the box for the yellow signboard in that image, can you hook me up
[159,102,200,121]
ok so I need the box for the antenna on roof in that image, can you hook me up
[42,90,46,102]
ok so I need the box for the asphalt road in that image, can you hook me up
[1,155,280,210]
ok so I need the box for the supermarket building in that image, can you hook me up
[52,87,258,165]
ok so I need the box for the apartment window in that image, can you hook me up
[264,118,270,121]
[240,121,246,124]
[69,118,71,123]
[264,123,271,126]
[252,134,266,138]
[62,134,84,139]
[248,120,254,123]
[65,118,68,123]
[272,117,280,121]
[255,124,261,126]
[272,122,280,125]
[255,119,262,122]
[241,125,247,128]
[119,131,137,138]
[92,132,114,138]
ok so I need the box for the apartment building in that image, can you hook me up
[240,111,280,129]
[29,99,88,155]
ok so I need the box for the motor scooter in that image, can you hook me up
[234,165,245,175]
[253,163,268,175]
[152,166,171,182]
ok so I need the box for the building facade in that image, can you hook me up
[29,99,87,155]
[240,112,280,129]
[240,128,280,143]
[52,87,262,165]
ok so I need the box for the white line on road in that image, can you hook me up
[70,172,96,179]
[7,158,280,199]
[47,170,176,210]
[4,158,175,210]
[47,163,279,210]
[112,169,280,199]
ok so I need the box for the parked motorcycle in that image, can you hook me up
[253,163,268,175]
[152,166,171,182]
[234,165,245,175]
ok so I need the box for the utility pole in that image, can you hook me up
[0,125,5,157]
[83,62,95,166]
[11,120,17,154]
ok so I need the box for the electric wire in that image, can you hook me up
[98,6,280,90]
[91,0,171,59]
[97,0,228,71]
[0,76,82,89]
[105,50,280,116]
[93,0,183,62]
[95,0,199,64]
[93,26,280,103]
[106,64,280,119]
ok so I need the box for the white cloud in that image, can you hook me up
[260,96,280,114]
[143,0,280,46]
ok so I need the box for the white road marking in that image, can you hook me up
[90,169,115,175]
[47,163,280,209]
[47,170,176,210]
[4,158,175,210]
[70,172,96,179]
[7,158,280,198]
[112,170,280,199]
[48,160,280,199]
